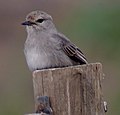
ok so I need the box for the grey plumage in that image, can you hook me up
[22,11,88,71]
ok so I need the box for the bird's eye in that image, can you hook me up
[36,19,45,23]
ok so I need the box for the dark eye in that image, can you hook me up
[36,19,45,23]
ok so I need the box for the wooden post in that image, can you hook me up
[31,63,105,115]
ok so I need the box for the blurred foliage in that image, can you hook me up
[62,7,120,65]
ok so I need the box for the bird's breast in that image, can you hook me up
[24,48,52,71]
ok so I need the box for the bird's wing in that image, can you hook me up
[52,33,88,64]
[62,43,88,64]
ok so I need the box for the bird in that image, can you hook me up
[22,10,88,72]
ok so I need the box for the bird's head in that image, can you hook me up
[22,11,55,33]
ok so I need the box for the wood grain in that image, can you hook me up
[32,63,105,115]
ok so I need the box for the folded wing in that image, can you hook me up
[52,33,88,64]
[62,43,88,64]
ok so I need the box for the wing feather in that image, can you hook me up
[63,43,88,64]
[52,33,88,64]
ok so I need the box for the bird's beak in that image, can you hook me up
[21,21,36,26]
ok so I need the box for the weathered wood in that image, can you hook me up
[32,63,105,115]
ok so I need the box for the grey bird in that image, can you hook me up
[22,10,88,72]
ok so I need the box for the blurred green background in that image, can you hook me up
[0,0,120,115]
